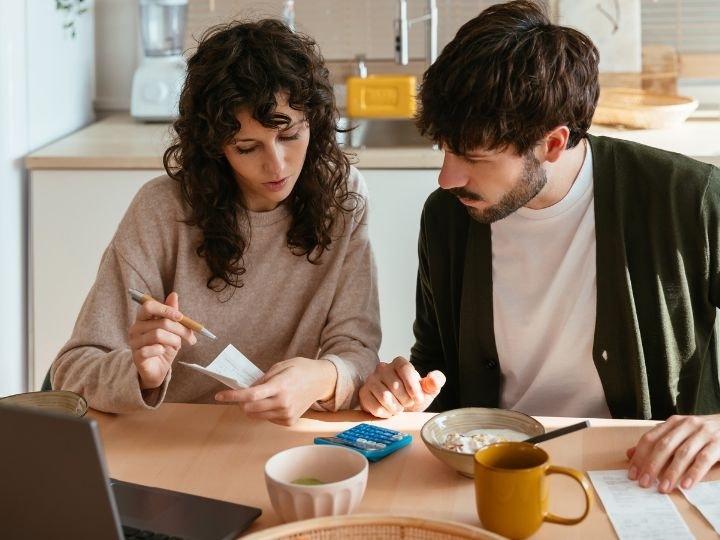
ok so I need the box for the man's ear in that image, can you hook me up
[542,126,571,163]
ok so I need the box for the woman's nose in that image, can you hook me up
[264,144,284,176]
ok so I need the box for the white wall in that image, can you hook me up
[26,2,96,148]
[0,0,94,396]
[0,0,28,396]
[94,0,139,111]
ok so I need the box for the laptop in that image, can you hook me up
[0,403,261,540]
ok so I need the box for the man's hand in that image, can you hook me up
[215,357,337,426]
[358,356,446,418]
[626,414,720,493]
[128,291,197,389]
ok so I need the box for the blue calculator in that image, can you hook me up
[314,423,412,462]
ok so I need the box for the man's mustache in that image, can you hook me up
[447,187,483,202]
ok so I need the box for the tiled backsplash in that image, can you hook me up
[186,1,552,63]
[185,1,554,88]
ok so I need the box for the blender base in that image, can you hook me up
[130,56,186,122]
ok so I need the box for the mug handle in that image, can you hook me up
[543,465,593,525]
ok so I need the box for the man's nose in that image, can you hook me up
[437,152,469,190]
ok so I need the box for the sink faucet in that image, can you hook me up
[395,0,438,67]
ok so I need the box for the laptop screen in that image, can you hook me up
[0,403,261,540]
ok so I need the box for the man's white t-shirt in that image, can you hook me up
[491,144,612,418]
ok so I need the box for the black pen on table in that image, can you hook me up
[128,288,217,340]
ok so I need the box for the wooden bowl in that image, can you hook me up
[0,390,87,417]
[593,87,698,129]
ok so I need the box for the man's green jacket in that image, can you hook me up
[412,134,720,419]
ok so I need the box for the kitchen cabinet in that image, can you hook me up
[363,170,439,361]
[29,170,156,390]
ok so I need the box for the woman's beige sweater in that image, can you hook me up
[51,167,381,413]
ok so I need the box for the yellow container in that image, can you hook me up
[346,75,417,118]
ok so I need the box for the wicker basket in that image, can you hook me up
[593,87,698,129]
[242,514,505,540]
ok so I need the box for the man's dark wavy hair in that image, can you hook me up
[417,0,599,155]
[163,19,354,292]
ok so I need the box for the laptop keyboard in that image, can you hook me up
[122,525,186,540]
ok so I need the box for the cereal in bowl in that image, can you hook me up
[441,429,527,454]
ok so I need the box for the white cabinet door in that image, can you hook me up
[362,169,439,362]
[29,170,159,390]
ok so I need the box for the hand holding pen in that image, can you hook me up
[127,288,216,390]
[129,288,216,340]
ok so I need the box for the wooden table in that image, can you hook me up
[89,404,719,538]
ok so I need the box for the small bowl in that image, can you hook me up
[0,390,87,417]
[264,444,368,523]
[421,407,544,478]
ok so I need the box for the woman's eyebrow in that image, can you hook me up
[280,119,305,131]
[231,119,305,143]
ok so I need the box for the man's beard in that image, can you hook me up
[449,151,548,224]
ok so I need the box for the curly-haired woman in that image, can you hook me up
[51,19,381,425]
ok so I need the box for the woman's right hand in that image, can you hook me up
[128,291,197,389]
[359,356,446,418]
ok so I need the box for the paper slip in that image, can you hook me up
[680,480,720,534]
[588,470,694,540]
[180,344,264,389]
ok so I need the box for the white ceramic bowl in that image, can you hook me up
[421,407,544,478]
[264,444,368,523]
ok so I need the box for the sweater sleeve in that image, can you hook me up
[314,169,381,410]
[50,178,179,413]
[50,243,170,412]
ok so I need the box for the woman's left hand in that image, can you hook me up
[626,414,720,493]
[214,357,337,426]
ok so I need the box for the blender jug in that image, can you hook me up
[139,0,187,57]
[130,0,188,121]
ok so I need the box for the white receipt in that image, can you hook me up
[588,470,694,540]
[680,480,720,534]
[180,344,264,389]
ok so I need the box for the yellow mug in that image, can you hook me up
[474,441,592,539]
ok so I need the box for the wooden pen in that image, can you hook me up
[128,288,217,340]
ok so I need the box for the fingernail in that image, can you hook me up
[681,477,694,490]
[628,466,637,480]
[639,473,651,487]
[215,393,225,402]
[659,479,670,493]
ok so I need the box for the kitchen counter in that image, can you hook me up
[25,113,720,170]
[24,114,443,170]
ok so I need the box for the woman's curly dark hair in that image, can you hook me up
[417,0,599,155]
[163,19,354,292]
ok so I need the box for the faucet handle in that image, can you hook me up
[354,54,368,78]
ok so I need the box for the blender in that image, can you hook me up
[130,0,188,121]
